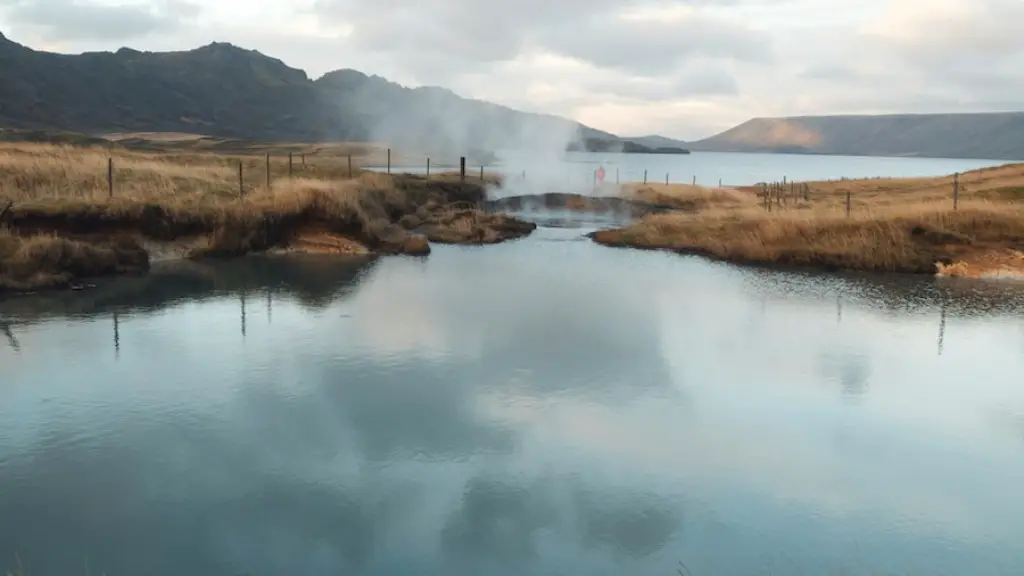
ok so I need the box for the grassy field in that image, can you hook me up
[601,164,1024,276]
[0,141,522,292]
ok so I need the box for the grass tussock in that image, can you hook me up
[592,202,1024,273]
[0,228,149,291]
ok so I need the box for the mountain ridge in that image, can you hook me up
[0,33,620,156]
[2,32,1023,160]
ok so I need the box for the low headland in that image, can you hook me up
[0,140,534,293]
[593,166,1024,278]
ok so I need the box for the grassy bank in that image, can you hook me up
[598,164,1024,276]
[0,142,531,293]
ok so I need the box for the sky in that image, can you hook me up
[1,0,1023,140]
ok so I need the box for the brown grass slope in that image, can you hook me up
[0,143,534,293]
[595,163,1024,276]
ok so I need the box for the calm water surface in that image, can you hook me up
[392,150,1012,194]
[3,223,1024,575]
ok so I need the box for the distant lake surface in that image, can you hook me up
[391,151,1013,194]
[3,221,1024,575]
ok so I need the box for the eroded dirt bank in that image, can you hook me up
[0,176,536,294]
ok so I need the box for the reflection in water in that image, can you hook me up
[0,318,17,351]
[2,232,1024,575]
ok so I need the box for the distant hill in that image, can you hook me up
[690,113,1024,160]
[567,137,689,155]
[0,31,617,156]
[623,135,690,149]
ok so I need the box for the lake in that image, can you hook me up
[2,219,1024,575]
[388,150,1013,197]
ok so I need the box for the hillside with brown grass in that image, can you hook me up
[0,142,533,292]
[593,163,1024,277]
[691,113,1024,160]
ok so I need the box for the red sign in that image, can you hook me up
[596,166,606,183]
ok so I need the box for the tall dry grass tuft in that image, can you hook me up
[0,228,149,291]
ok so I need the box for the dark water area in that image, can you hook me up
[3,220,1024,575]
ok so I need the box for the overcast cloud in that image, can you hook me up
[0,0,1021,140]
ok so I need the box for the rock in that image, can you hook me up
[402,234,430,255]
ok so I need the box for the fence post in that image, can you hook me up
[426,157,430,179]
[953,172,959,211]
[692,175,696,186]
[480,166,484,181]
[288,152,293,178]
[804,183,809,202]
[666,173,669,185]
[846,191,852,217]
[387,148,391,174]
[460,157,466,181]
[643,169,648,185]
[348,155,353,178]
[616,167,620,184]
[301,154,306,167]
[107,157,113,198]
[719,178,722,188]
[239,161,244,197]
[265,153,270,190]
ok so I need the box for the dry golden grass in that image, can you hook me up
[0,142,524,291]
[0,228,148,291]
[620,182,758,210]
[0,142,371,204]
[594,200,1024,273]
[600,163,1024,274]
[735,161,1024,210]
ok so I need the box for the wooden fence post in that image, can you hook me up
[288,153,293,178]
[480,166,484,181]
[665,173,669,185]
[387,148,391,174]
[301,154,306,167]
[643,169,648,185]
[460,157,466,181]
[616,167,620,184]
[692,175,696,186]
[265,153,270,190]
[846,191,852,217]
[953,172,959,211]
[719,178,722,188]
[426,157,430,179]
[107,157,113,198]
[238,161,244,197]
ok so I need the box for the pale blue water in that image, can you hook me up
[2,222,1024,575]
[386,150,1011,194]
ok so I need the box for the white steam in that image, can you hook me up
[321,70,627,199]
